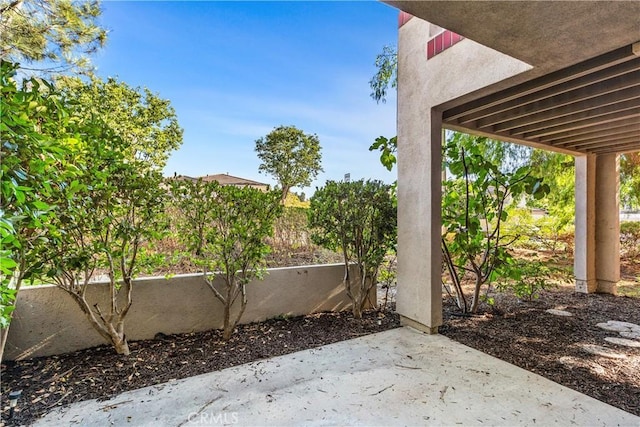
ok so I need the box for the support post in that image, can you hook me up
[594,154,620,294]
[574,155,596,293]
[574,154,620,294]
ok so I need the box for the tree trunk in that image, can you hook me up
[280,186,291,204]
[470,275,483,313]
[223,302,231,340]
[111,335,130,355]
[442,239,467,312]
[352,303,363,319]
[0,327,10,362]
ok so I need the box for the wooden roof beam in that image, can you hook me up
[537,117,640,143]
[453,59,640,125]
[589,142,640,155]
[518,106,640,138]
[443,45,638,121]
[476,74,640,129]
[570,135,640,150]
[552,129,640,148]
[490,86,640,132]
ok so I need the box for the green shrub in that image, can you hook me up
[496,260,562,301]
[308,179,396,318]
[171,179,282,340]
[620,221,640,258]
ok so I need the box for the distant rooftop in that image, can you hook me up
[173,173,268,187]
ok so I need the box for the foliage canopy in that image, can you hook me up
[0,0,107,75]
[0,61,76,338]
[255,125,323,202]
[44,121,167,355]
[57,76,183,169]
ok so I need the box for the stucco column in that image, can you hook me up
[574,154,619,294]
[574,155,596,293]
[594,154,620,294]
[396,18,442,334]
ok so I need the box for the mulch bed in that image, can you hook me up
[2,288,639,425]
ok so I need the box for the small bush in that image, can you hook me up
[621,221,640,259]
[496,260,562,301]
[308,179,396,318]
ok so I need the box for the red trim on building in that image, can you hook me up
[435,34,443,55]
[398,11,413,28]
[426,30,465,60]
[427,39,435,59]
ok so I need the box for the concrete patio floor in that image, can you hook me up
[34,327,639,426]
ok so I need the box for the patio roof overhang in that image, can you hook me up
[386,1,640,156]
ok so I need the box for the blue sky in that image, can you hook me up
[93,1,399,194]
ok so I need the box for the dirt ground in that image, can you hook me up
[1,282,639,425]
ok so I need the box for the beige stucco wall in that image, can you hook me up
[396,17,532,332]
[5,264,371,361]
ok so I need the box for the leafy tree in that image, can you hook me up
[255,125,323,202]
[171,180,282,340]
[0,61,78,360]
[44,120,167,355]
[0,0,107,75]
[1,63,178,357]
[527,150,575,249]
[620,152,640,210]
[442,133,549,313]
[368,130,551,313]
[369,45,397,104]
[308,179,396,318]
[57,76,183,169]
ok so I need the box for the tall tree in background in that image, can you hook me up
[0,0,107,75]
[57,76,183,169]
[255,125,323,203]
[621,152,640,210]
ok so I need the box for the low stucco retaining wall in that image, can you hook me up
[5,264,370,361]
